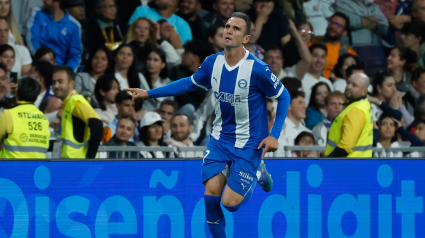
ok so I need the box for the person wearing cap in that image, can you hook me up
[102,91,138,144]
[52,66,103,159]
[170,41,209,110]
[137,111,175,158]
[0,77,50,158]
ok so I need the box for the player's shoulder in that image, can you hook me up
[246,52,271,74]
[202,52,223,66]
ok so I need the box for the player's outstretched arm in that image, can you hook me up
[124,88,149,100]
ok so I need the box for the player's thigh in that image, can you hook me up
[222,184,244,207]
[204,173,227,197]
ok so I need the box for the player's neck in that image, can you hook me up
[224,46,246,67]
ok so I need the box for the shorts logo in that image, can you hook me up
[241,183,246,190]
[239,171,253,182]
[238,79,247,88]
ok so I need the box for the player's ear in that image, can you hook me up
[243,34,251,44]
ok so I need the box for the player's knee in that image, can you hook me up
[205,181,224,197]
[221,197,242,212]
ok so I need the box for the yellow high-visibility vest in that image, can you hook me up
[325,99,373,157]
[1,103,50,158]
[60,93,91,158]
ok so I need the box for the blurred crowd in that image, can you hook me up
[2,0,425,158]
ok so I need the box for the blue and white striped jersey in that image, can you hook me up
[191,50,284,149]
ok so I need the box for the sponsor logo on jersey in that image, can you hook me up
[214,91,241,106]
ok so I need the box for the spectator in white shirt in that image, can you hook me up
[275,90,311,157]
[301,43,333,103]
[167,113,204,158]
[114,44,145,90]
[303,0,335,36]
[94,74,120,125]
[0,19,31,78]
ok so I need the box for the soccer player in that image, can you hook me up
[125,12,290,237]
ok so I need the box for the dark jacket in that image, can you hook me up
[104,135,140,159]
[85,17,126,54]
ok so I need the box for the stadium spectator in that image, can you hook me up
[400,21,425,66]
[114,44,144,90]
[128,0,193,44]
[0,19,31,78]
[281,21,315,67]
[0,77,50,158]
[333,0,389,45]
[137,111,175,158]
[293,131,318,157]
[305,82,331,130]
[312,91,346,147]
[245,22,265,60]
[26,0,83,72]
[104,116,140,159]
[332,54,361,93]
[298,21,314,45]
[279,0,306,25]
[140,49,173,111]
[207,24,224,54]
[86,0,125,53]
[275,90,310,157]
[34,46,57,65]
[309,12,357,79]
[157,19,184,51]
[411,0,425,23]
[75,46,115,107]
[52,66,103,159]
[94,74,120,125]
[0,0,24,45]
[265,20,312,80]
[374,113,423,157]
[39,96,62,124]
[27,60,55,109]
[170,41,209,109]
[0,62,11,111]
[280,77,303,95]
[167,113,204,157]
[177,0,210,42]
[301,44,333,104]
[125,17,181,73]
[203,0,235,27]
[408,94,425,133]
[303,0,334,36]
[0,44,15,78]
[102,91,138,143]
[326,73,373,157]
[245,0,291,50]
[411,67,425,101]
[158,99,177,140]
[414,119,425,144]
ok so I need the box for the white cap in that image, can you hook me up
[139,111,165,129]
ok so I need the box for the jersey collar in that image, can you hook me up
[224,49,249,72]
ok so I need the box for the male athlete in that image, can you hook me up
[125,12,290,238]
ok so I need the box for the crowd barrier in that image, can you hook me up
[0,159,424,237]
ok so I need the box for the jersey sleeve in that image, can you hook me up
[257,65,284,99]
[190,56,212,90]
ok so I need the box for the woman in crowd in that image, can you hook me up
[298,22,314,45]
[332,54,360,92]
[292,131,318,157]
[305,82,331,129]
[375,114,423,158]
[0,44,14,77]
[125,17,180,73]
[114,43,144,90]
[369,69,414,126]
[0,0,23,45]
[140,49,173,111]
[104,116,140,159]
[34,47,57,65]
[207,25,224,55]
[137,111,175,159]
[94,74,120,125]
[75,46,114,107]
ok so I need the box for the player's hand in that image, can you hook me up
[123,88,149,100]
[258,136,279,159]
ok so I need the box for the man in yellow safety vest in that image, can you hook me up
[52,66,103,158]
[0,77,50,158]
[325,73,373,157]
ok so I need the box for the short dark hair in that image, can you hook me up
[294,131,315,145]
[95,74,120,110]
[230,12,251,35]
[0,44,14,56]
[160,99,178,111]
[170,113,192,125]
[265,47,283,58]
[412,67,425,82]
[17,77,41,103]
[184,41,209,62]
[309,43,327,54]
[333,53,360,79]
[401,21,425,44]
[372,69,394,96]
[289,90,305,102]
[207,24,224,39]
[53,66,76,81]
[331,12,350,31]
[394,46,418,71]
[84,45,115,75]
[115,91,133,104]
[281,77,302,95]
[34,46,56,61]
[346,64,365,79]
[31,60,54,89]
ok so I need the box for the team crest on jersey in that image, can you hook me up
[238,79,247,89]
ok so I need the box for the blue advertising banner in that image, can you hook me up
[0,159,423,237]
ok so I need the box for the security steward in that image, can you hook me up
[52,66,103,158]
[0,77,50,158]
[325,73,373,157]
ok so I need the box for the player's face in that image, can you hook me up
[171,115,192,141]
[223,17,250,48]
[116,119,135,142]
